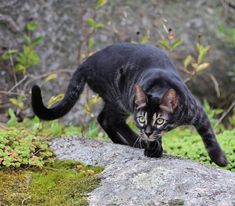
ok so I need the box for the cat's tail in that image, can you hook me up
[31,68,86,120]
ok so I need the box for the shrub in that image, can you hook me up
[0,109,54,168]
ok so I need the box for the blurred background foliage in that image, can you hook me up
[0,0,234,171]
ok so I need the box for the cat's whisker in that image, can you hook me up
[133,135,140,148]
[138,137,142,149]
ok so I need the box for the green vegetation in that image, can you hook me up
[0,160,103,206]
[1,100,234,171]
[218,24,235,82]
[163,127,235,171]
[1,20,44,112]
[1,20,43,74]
[218,24,235,47]
[0,1,234,204]
[164,101,235,171]
[163,101,235,171]
[0,108,108,168]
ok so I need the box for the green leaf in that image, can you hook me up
[51,120,62,136]
[87,18,104,30]
[26,21,38,32]
[23,34,31,45]
[84,95,101,114]
[15,64,26,73]
[87,18,97,28]
[1,50,18,60]
[9,98,25,109]
[196,62,210,72]
[87,122,99,138]
[32,116,41,131]
[197,45,210,64]
[88,37,95,49]
[45,73,57,82]
[140,35,150,44]
[218,24,225,34]
[157,40,171,50]
[16,46,40,73]
[64,126,82,136]
[229,116,235,127]
[7,108,18,127]
[47,93,64,108]
[196,42,203,53]
[172,38,183,48]
[183,55,193,68]
[95,22,104,30]
[96,0,107,8]
[31,36,44,47]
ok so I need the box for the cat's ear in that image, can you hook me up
[134,84,148,110]
[160,89,178,113]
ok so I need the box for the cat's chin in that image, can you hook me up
[146,138,157,142]
[140,136,161,142]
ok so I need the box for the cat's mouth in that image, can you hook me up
[140,132,162,142]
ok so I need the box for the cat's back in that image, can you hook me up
[83,43,176,73]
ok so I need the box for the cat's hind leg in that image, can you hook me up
[97,106,126,145]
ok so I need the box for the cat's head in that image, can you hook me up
[133,84,178,141]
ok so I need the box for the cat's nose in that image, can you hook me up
[145,126,153,136]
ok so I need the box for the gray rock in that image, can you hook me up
[50,137,235,206]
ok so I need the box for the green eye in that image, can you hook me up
[156,118,165,125]
[138,116,145,123]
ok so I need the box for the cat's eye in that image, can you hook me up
[136,112,147,126]
[138,116,145,123]
[152,113,166,127]
[156,118,165,125]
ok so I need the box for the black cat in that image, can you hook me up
[32,43,227,167]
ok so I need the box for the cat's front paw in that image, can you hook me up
[208,146,227,167]
[144,143,163,158]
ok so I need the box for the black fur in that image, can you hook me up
[31,43,227,167]
[32,69,85,120]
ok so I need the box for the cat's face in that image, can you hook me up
[133,84,178,142]
[134,110,169,141]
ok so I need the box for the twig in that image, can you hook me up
[184,72,196,84]
[8,75,28,93]
[27,69,73,80]
[184,77,192,84]
[5,47,18,89]
[0,123,8,130]
[0,103,11,109]
[21,196,31,205]
[0,14,19,32]
[207,73,220,98]
[0,90,28,96]
[32,149,41,156]
[215,100,235,128]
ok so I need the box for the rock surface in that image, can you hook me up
[50,137,235,206]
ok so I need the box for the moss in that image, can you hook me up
[0,160,103,206]
[161,199,185,206]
